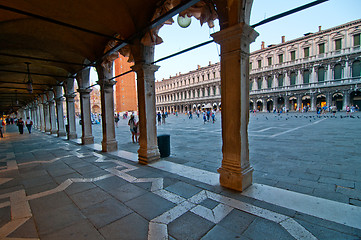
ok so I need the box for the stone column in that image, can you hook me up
[326,92,332,107]
[47,91,57,134]
[132,63,160,164]
[212,23,258,191]
[204,87,208,97]
[262,98,267,112]
[49,99,57,134]
[285,96,290,112]
[310,94,316,111]
[65,93,77,139]
[55,97,66,137]
[216,85,220,95]
[43,98,51,133]
[54,86,66,137]
[273,96,278,110]
[343,90,350,110]
[78,88,94,145]
[37,99,44,131]
[297,95,302,111]
[97,64,118,152]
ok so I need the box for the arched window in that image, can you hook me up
[334,64,342,80]
[352,60,361,77]
[278,75,284,87]
[257,78,262,90]
[267,76,273,88]
[303,70,310,84]
[318,67,325,82]
[250,81,253,91]
[290,72,296,85]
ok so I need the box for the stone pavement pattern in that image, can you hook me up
[93,112,361,206]
[0,124,361,239]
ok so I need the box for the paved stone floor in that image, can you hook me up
[0,111,360,239]
[83,111,361,205]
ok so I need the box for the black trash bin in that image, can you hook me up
[157,134,170,158]
[65,124,69,133]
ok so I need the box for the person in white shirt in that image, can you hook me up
[25,117,33,134]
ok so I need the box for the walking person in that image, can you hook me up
[25,117,33,133]
[17,117,24,134]
[162,111,166,124]
[157,112,162,125]
[128,115,137,143]
[0,119,4,138]
[114,114,120,128]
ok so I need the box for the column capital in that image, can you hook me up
[211,22,259,50]
[65,93,76,99]
[77,88,93,94]
[55,96,65,102]
[97,79,116,88]
[131,63,160,74]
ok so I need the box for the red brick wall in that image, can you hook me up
[114,55,137,113]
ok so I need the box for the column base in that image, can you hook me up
[57,131,66,137]
[138,146,160,165]
[217,166,253,192]
[102,140,118,152]
[67,133,77,140]
[45,128,51,133]
[82,136,94,145]
[51,130,57,134]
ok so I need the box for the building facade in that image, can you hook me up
[156,19,361,113]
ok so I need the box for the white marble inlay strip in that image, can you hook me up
[105,167,137,182]
[190,203,233,224]
[280,218,318,240]
[188,190,208,204]
[134,178,163,192]
[153,189,186,204]
[18,156,68,166]
[242,183,361,230]
[0,201,10,208]
[70,174,113,183]
[207,191,288,223]
[10,190,32,220]
[0,178,13,185]
[27,179,73,201]
[6,160,18,171]
[0,218,31,239]
[148,222,167,240]
[150,161,219,186]
[270,119,326,138]
[152,201,196,224]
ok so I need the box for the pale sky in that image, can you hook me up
[153,0,361,81]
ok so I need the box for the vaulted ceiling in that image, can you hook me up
[0,0,202,113]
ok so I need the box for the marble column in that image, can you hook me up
[343,90,350,110]
[326,92,332,107]
[310,94,317,111]
[97,64,118,152]
[43,97,51,133]
[65,93,77,139]
[273,96,278,110]
[297,95,302,111]
[216,85,220,95]
[48,92,57,134]
[78,88,94,145]
[54,86,66,137]
[212,23,258,191]
[55,97,66,137]
[262,98,267,112]
[285,96,290,112]
[132,63,160,164]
